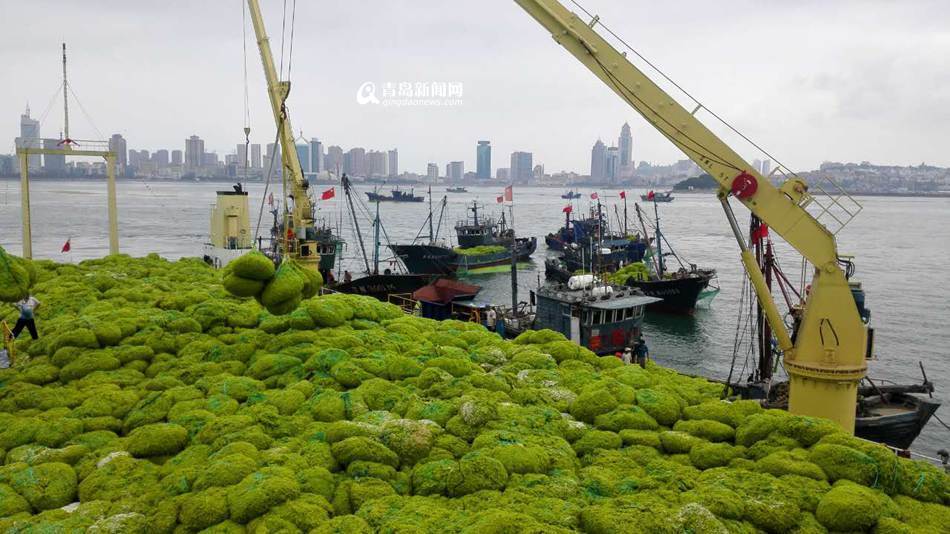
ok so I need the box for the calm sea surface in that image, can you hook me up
[1,179,948,458]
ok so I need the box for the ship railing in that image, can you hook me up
[772,168,862,236]
[387,293,417,315]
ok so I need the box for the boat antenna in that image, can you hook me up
[373,198,381,275]
[652,195,664,276]
[61,43,70,143]
[434,196,447,243]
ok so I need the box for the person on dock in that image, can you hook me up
[485,307,497,331]
[621,347,633,365]
[633,336,649,368]
[12,295,41,340]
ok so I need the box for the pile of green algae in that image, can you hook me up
[0,251,947,533]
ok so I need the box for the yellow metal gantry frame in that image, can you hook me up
[514,0,867,431]
[245,0,320,272]
[16,144,119,259]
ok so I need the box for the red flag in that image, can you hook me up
[619,191,626,199]
[267,192,274,206]
[590,192,599,200]
[496,195,504,203]
[61,239,71,253]
[321,187,335,200]
[562,205,572,214]
[504,185,513,202]
[647,190,655,200]
[752,224,769,241]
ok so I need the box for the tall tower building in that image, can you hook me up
[510,151,533,183]
[237,144,249,168]
[310,139,323,173]
[295,144,310,173]
[590,139,606,180]
[343,148,366,176]
[387,149,398,177]
[476,141,491,179]
[185,135,204,169]
[42,138,66,173]
[16,106,42,170]
[447,161,464,181]
[760,159,771,176]
[171,150,183,166]
[153,149,169,167]
[108,134,128,170]
[618,122,633,168]
[251,144,262,169]
[367,150,388,177]
[426,163,439,182]
[605,146,620,183]
[325,146,343,174]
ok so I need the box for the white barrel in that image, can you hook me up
[567,274,595,290]
[600,248,612,255]
[590,285,614,297]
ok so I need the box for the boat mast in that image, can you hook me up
[373,199,381,275]
[509,191,518,313]
[623,192,628,236]
[653,197,664,277]
[428,185,434,243]
[61,43,70,142]
[635,204,661,275]
[342,174,371,274]
[752,214,774,383]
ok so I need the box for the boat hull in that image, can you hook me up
[331,273,433,301]
[855,393,941,450]
[625,273,713,314]
[392,238,537,276]
[366,192,424,202]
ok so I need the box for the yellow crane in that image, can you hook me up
[514,0,868,432]
[246,0,320,272]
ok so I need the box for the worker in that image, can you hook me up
[11,295,41,340]
[633,335,649,368]
[621,347,633,365]
[485,307,497,331]
[343,271,353,283]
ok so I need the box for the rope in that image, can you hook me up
[241,0,251,129]
[933,412,950,433]
[67,85,105,140]
[254,126,283,242]
[569,0,800,179]
[286,0,297,82]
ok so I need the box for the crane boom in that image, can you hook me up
[514,0,867,431]
[246,0,320,271]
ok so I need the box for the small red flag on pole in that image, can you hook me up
[61,238,71,253]
[647,190,655,200]
[321,187,335,200]
[590,192,599,200]
[496,195,503,203]
[267,192,274,206]
[562,205,572,214]
[504,185,513,202]
[619,191,626,199]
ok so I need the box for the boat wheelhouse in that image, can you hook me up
[534,278,660,355]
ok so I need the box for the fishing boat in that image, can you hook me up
[366,187,425,203]
[641,190,673,202]
[324,174,433,300]
[392,199,537,275]
[561,190,582,199]
[446,186,467,193]
[202,183,255,269]
[532,275,660,355]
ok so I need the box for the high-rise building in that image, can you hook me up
[202,152,219,167]
[108,134,128,170]
[251,144,262,169]
[496,168,509,181]
[171,150,183,166]
[42,139,66,173]
[387,149,398,177]
[16,106,41,170]
[310,139,323,173]
[185,135,204,169]
[237,144,249,168]
[509,151,533,183]
[295,144,310,173]
[426,163,439,181]
[343,148,366,176]
[752,159,763,174]
[447,161,464,181]
[590,139,606,180]
[533,164,545,179]
[605,146,619,183]
[153,149,169,167]
[367,150,388,177]
[761,159,771,176]
[325,146,343,174]
[618,122,633,169]
[264,143,282,177]
[476,140,491,179]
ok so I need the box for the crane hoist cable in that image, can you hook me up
[242,0,251,130]
[568,0,797,180]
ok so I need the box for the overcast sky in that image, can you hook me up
[2,0,947,174]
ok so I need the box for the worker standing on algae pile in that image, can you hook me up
[0,252,947,532]
[10,295,41,340]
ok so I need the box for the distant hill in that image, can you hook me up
[673,173,717,191]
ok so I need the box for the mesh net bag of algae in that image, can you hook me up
[0,252,946,532]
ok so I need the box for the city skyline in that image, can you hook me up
[1,1,947,175]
